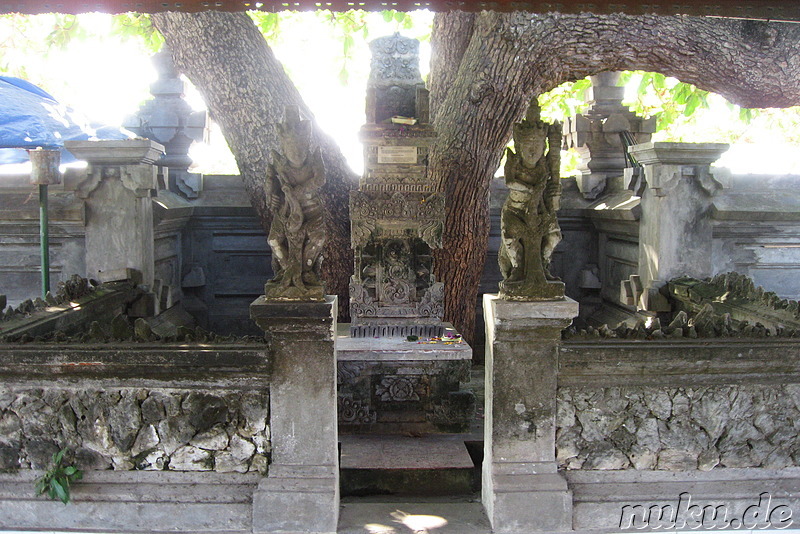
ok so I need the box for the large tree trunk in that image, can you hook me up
[151,11,356,319]
[429,11,800,344]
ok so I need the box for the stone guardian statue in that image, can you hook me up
[498,99,565,301]
[264,105,326,301]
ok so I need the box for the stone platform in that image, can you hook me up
[340,434,476,496]
[336,323,474,434]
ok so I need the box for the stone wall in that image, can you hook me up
[0,171,87,307]
[711,173,800,300]
[0,170,269,336]
[0,387,269,474]
[557,339,800,474]
[0,344,271,475]
[180,175,269,336]
[3,161,800,338]
[557,384,799,471]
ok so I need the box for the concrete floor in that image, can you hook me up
[338,496,491,534]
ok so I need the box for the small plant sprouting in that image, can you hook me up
[34,449,83,504]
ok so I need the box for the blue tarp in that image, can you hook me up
[0,76,131,165]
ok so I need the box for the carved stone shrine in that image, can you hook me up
[338,34,474,434]
[349,33,445,339]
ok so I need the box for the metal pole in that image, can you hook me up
[39,183,50,298]
[29,148,60,299]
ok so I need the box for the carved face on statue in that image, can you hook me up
[276,105,312,167]
[513,128,546,166]
[512,100,549,167]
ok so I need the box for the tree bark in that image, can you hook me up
[428,11,475,121]
[151,11,356,319]
[430,11,800,344]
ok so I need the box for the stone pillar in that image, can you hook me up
[628,142,729,311]
[482,294,578,533]
[250,296,339,534]
[66,139,163,288]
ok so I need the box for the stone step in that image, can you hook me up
[338,498,491,534]
[340,434,479,497]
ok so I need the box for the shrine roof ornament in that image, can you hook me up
[1,0,799,21]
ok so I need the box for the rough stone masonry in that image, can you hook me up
[557,384,800,471]
[0,387,269,474]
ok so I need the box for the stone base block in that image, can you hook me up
[0,471,258,533]
[263,280,326,302]
[576,172,608,200]
[484,470,572,533]
[253,465,339,534]
[128,290,158,318]
[338,323,473,433]
[498,280,565,301]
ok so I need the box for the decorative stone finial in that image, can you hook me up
[123,46,208,199]
[264,105,326,301]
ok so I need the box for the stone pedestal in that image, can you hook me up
[250,296,339,534]
[628,142,729,311]
[482,294,578,533]
[337,323,474,433]
[66,139,164,289]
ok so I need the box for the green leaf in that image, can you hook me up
[382,10,394,23]
[64,466,78,476]
[671,83,688,103]
[343,34,354,57]
[51,479,69,504]
[54,449,65,465]
[739,107,755,124]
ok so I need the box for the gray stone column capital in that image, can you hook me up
[66,139,163,200]
[63,140,163,288]
[628,141,729,166]
[629,141,728,197]
[249,295,337,341]
[486,295,579,334]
